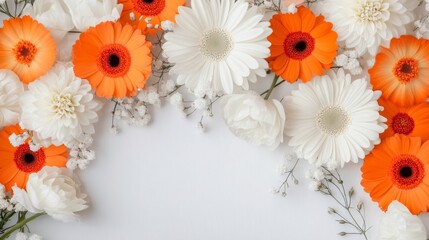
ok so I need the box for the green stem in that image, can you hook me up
[0,211,15,230]
[263,75,280,100]
[0,213,45,240]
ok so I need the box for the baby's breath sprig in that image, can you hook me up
[274,152,301,197]
[316,167,370,240]
[0,0,32,18]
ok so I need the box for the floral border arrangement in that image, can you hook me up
[0,0,429,239]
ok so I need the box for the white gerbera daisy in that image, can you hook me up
[0,70,24,129]
[321,0,418,56]
[163,0,272,97]
[285,69,386,169]
[20,63,102,147]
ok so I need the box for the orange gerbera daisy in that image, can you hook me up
[72,21,152,99]
[118,0,185,34]
[379,98,429,141]
[361,134,429,214]
[0,16,56,84]
[267,6,338,83]
[0,125,68,192]
[369,35,429,107]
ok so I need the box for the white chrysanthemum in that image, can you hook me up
[285,69,387,169]
[20,63,102,147]
[321,0,418,56]
[0,70,24,129]
[163,0,272,96]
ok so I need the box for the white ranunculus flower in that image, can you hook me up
[63,0,123,32]
[221,92,285,150]
[380,201,427,240]
[0,70,24,129]
[22,0,74,41]
[20,63,102,147]
[12,167,88,222]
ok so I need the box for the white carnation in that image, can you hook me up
[380,201,427,240]
[12,167,88,222]
[221,92,285,150]
[0,70,24,129]
[20,63,102,147]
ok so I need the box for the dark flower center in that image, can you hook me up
[399,166,412,178]
[283,32,315,60]
[24,153,35,164]
[98,44,131,78]
[390,154,425,190]
[294,41,307,52]
[391,113,414,135]
[109,54,120,68]
[14,143,46,173]
[132,0,165,16]
[393,57,419,84]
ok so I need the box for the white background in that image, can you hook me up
[29,88,425,240]
[2,2,429,240]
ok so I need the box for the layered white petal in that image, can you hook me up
[0,70,23,129]
[320,0,416,56]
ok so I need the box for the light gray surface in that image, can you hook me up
[2,4,429,240]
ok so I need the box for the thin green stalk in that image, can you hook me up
[263,75,280,100]
[0,213,45,240]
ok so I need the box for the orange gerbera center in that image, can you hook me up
[97,44,131,78]
[390,154,425,190]
[391,113,414,135]
[283,32,315,60]
[131,0,165,16]
[13,40,37,65]
[14,143,46,173]
[393,57,419,84]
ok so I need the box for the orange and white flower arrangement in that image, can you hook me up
[0,0,429,239]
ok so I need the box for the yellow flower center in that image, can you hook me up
[52,94,75,118]
[354,0,384,23]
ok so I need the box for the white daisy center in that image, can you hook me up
[316,106,350,135]
[354,0,384,23]
[200,28,233,61]
[51,94,75,117]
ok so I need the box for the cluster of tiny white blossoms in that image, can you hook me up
[0,184,25,212]
[14,232,42,240]
[67,134,95,170]
[110,80,179,132]
[11,136,42,153]
[305,168,325,191]
[273,151,300,196]
[334,50,363,75]
[111,96,152,132]
[8,131,42,152]
[169,91,218,132]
